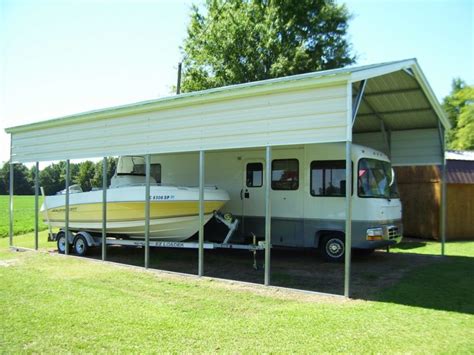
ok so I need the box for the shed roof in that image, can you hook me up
[446,160,474,184]
[446,150,474,161]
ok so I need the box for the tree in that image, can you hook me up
[0,162,34,195]
[181,0,355,92]
[443,79,474,150]
[74,161,96,192]
[39,162,66,195]
[91,157,118,188]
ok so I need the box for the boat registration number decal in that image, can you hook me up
[150,195,176,201]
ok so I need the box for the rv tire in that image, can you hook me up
[321,235,345,262]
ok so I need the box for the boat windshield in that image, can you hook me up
[358,158,399,199]
[116,156,146,176]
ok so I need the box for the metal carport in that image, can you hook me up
[5,58,449,297]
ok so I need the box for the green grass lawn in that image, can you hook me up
[1,197,473,352]
[1,236,473,352]
[391,239,474,257]
[0,195,46,238]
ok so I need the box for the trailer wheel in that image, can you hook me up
[321,235,345,262]
[73,235,88,256]
[57,231,67,254]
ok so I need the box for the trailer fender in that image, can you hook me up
[58,229,75,245]
[75,231,100,247]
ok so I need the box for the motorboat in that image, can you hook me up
[41,156,230,241]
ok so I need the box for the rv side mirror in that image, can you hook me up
[390,168,395,186]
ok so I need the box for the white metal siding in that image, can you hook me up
[11,83,348,163]
[353,128,442,166]
[391,129,442,166]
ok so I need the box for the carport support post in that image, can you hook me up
[438,123,446,256]
[9,161,14,247]
[65,159,70,255]
[102,157,107,261]
[344,80,356,298]
[440,153,447,256]
[34,162,39,250]
[344,141,352,298]
[144,154,151,269]
[198,150,205,277]
[264,146,272,286]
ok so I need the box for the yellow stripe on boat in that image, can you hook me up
[44,200,225,223]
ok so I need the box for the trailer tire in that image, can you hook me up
[57,231,67,254]
[73,235,88,257]
[321,235,345,262]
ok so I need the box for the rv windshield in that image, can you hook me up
[116,156,146,176]
[358,159,399,199]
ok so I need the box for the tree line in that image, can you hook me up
[0,158,117,195]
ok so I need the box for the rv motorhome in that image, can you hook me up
[45,143,402,261]
[150,142,403,261]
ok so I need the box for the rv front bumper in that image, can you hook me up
[353,222,403,249]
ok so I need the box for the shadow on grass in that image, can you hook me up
[78,243,474,314]
[371,255,474,315]
[391,241,428,250]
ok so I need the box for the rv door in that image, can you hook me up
[241,160,266,238]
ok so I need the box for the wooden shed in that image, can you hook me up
[395,151,474,240]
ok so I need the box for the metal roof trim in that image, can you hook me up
[349,58,417,82]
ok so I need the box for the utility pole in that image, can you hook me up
[176,62,182,95]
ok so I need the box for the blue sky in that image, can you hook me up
[1,0,473,163]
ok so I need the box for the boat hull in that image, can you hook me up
[42,186,229,241]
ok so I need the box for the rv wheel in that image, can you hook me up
[73,235,88,257]
[57,232,67,254]
[321,235,345,262]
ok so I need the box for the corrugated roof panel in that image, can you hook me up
[353,69,440,135]
[446,160,474,184]
[367,91,431,112]
[352,115,381,133]
[364,70,418,93]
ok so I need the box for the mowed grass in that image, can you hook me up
[391,239,474,257]
[0,195,47,238]
[1,235,474,352]
[1,197,473,352]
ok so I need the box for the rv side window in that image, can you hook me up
[151,163,161,184]
[272,159,299,190]
[311,160,348,196]
[246,163,263,187]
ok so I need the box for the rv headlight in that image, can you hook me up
[366,227,384,241]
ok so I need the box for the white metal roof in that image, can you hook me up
[5,58,448,134]
[5,58,448,165]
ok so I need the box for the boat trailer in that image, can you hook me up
[49,212,265,269]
